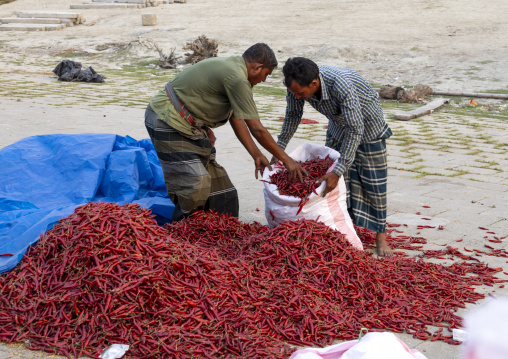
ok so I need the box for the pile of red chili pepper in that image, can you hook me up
[0,202,505,358]
[268,156,335,212]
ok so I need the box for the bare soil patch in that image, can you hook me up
[0,0,507,92]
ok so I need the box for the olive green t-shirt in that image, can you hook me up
[149,56,260,137]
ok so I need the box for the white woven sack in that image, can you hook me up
[289,332,428,359]
[263,143,362,250]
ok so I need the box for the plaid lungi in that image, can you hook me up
[331,138,388,234]
[145,108,239,221]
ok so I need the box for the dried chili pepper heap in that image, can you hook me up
[268,155,334,211]
[0,202,505,359]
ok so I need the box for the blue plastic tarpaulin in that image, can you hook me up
[0,134,174,273]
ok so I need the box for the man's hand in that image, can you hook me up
[315,172,340,197]
[270,156,279,165]
[254,155,272,179]
[282,157,308,182]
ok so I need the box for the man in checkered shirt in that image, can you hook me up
[273,57,393,256]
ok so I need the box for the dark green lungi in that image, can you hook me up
[145,108,239,221]
[331,138,389,234]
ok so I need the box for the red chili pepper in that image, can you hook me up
[0,203,504,358]
[268,156,334,212]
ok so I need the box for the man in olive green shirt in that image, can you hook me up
[145,43,307,221]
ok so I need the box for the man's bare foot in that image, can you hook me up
[375,232,393,257]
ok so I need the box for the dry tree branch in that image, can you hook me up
[183,35,218,64]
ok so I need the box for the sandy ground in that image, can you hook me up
[1,0,508,92]
[0,1,507,359]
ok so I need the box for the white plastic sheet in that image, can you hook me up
[99,344,130,359]
[289,332,428,359]
[463,297,508,359]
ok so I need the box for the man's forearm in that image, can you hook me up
[229,117,264,159]
[250,126,288,161]
[238,118,308,181]
[332,130,362,177]
[230,117,289,162]
[277,117,301,151]
[276,125,296,153]
[277,96,304,151]
[276,123,295,151]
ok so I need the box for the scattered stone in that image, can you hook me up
[378,84,433,103]
[379,85,405,100]
[399,84,433,103]
[142,13,157,26]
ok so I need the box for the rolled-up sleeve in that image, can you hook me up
[277,91,305,150]
[331,81,364,177]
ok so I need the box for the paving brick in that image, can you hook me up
[1,86,507,359]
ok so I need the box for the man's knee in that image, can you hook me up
[167,174,211,213]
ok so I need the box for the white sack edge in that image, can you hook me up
[262,143,362,250]
[289,332,428,359]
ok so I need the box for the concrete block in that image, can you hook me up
[92,0,147,2]
[0,17,62,24]
[60,18,74,26]
[0,23,47,31]
[75,14,85,24]
[45,24,66,31]
[142,13,157,26]
[70,3,141,8]
[141,14,157,26]
[14,11,80,19]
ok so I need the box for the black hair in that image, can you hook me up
[242,43,278,69]
[282,57,319,87]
